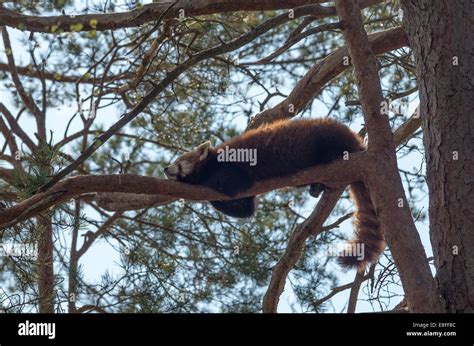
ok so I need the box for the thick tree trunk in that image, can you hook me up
[37,214,55,313]
[401,0,474,312]
[336,0,443,313]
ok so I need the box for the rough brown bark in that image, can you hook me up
[335,0,443,312]
[37,214,54,313]
[401,0,474,312]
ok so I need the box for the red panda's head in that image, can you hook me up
[164,141,211,183]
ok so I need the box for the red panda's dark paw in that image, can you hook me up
[309,183,326,198]
[210,197,255,218]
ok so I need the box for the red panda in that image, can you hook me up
[164,118,384,271]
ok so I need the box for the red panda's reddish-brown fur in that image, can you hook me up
[165,118,384,271]
[342,181,385,271]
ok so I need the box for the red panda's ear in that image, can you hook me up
[195,141,211,161]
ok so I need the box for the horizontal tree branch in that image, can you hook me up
[95,192,176,212]
[0,152,365,228]
[0,0,384,34]
[96,108,423,213]
[0,1,329,33]
[0,62,133,84]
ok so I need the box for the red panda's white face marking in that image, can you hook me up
[164,141,211,180]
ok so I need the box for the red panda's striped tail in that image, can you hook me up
[338,181,385,272]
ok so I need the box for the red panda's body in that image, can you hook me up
[215,118,364,180]
[164,118,385,271]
